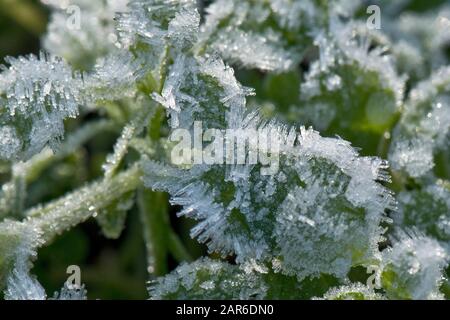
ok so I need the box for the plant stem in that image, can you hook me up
[26,165,142,244]
[168,230,193,263]
[138,188,170,276]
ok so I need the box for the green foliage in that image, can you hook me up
[0,0,449,300]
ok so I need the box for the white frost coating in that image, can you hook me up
[144,124,395,279]
[42,0,129,68]
[52,283,87,300]
[0,52,83,160]
[382,231,449,300]
[298,21,405,133]
[302,21,405,108]
[199,0,327,72]
[143,4,396,278]
[389,67,450,178]
[395,181,450,241]
[0,52,82,118]
[168,7,200,50]
[389,138,435,178]
[87,51,142,101]
[103,124,136,179]
[4,268,46,300]
[274,128,394,280]
[149,257,268,299]
[152,54,253,129]
[0,220,44,299]
[395,5,450,70]
[117,0,198,50]
[5,270,87,300]
[314,283,385,300]
[0,126,22,161]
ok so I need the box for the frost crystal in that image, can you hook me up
[117,0,199,51]
[198,0,327,72]
[149,258,268,299]
[395,181,450,241]
[0,52,83,160]
[52,283,87,300]
[389,67,450,178]
[87,51,142,102]
[0,126,22,161]
[0,220,43,290]
[381,231,448,300]
[298,21,405,139]
[143,1,396,279]
[4,268,46,300]
[314,283,385,300]
[42,0,128,69]
[1,0,448,301]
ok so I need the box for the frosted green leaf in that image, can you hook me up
[0,52,83,160]
[0,220,43,289]
[149,257,268,299]
[85,51,143,102]
[4,268,46,300]
[394,5,450,73]
[395,180,450,242]
[144,12,396,278]
[150,257,339,299]
[151,54,253,129]
[42,0,128,69]
[143,124,395,280]
[389,67,450,178]
[117,0,198,49]
[381,231,448,300]
[314,283,385,300]
[198,0,329,72]
[298,21,405,146]
[116,0,200,91]
[96,192,135,239]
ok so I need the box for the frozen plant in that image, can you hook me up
[0,0,449,300]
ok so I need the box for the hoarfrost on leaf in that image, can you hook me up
[0,52,83,160]
[381,230,449,300]
[314,283,385,300]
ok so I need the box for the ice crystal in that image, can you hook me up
[198,0,327,72]
[314,283,385,300]
[0,220,43,289]
[389,67,450,178]
[86,51,143,102]
[0,52,83,160]
[5,271,87,300]
[42,0,128,69]
[51,283,87,300]
[149,258,268,299]
[381,231,448,300]
[298,21,405,139]
[395,181,450,242]
[4,268,46,300]
[2,0,450,301]
[140,0,397,281]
